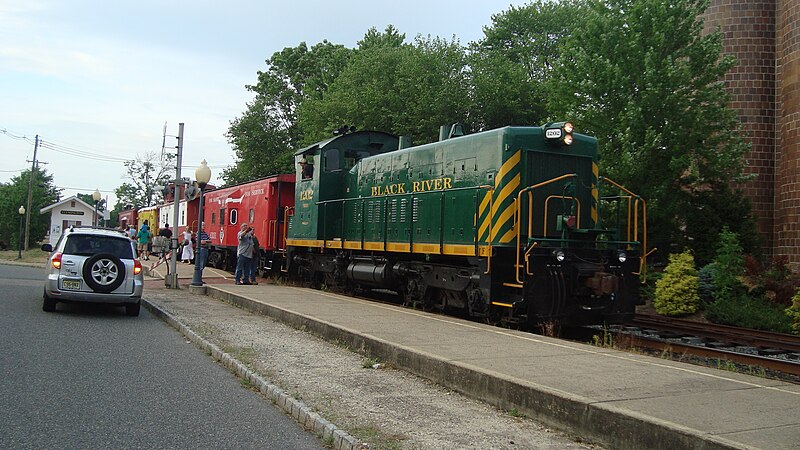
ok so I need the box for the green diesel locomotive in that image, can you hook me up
[286,123,648,327]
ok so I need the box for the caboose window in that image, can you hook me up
[211,213,216,225]
[249,208,255,223]
[230,209,238,225]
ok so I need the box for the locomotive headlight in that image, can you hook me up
[553,250,566,262]
[563,122,574,134]
[563,134,574,145]
[617,251,627,263]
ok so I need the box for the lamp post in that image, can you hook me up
[17,205,25,259]
[92,189,101,227]
[191,160,211,286]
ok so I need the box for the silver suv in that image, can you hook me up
[42,227,143,316]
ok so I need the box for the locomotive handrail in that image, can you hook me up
[515,174,578,284]
[598,177,648,282]
[476,185,495,274]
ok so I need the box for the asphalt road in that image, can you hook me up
[0,263,322,449]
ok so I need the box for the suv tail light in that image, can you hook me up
[133,259,142,275]
[52,252,63,269]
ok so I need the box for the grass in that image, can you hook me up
[362,357,379,369]
[349,423,406,450]
[507,408,527,418]
[0,248,49,265]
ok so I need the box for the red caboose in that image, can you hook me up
[202,175,295,273]
[118,208,138,231]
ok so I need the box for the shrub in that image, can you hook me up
[697,263,717,308]
[706,294,792,333]
[787,290,800,336]
[711,227,745,302]
[753,256,800,307]
[654,251,700,316]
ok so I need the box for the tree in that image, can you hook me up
[223,40,353,185]
[114,151,175,209]
[547,0,752,259]
[299,32,471,145]
[0,169,61,249]
[469,0,584,129]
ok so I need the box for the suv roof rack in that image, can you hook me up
[67,225,129,236]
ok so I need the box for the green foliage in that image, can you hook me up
[0,169,61,248]
[682,185,760,266]
[468,0,584,129]
[703,228,793,332]
[786,290,800,336]
[711,227,745,303]
[224,40,353,185]
[548,0,752,264]
[298,34,471,145]
[705,295,792,333]
[654,251,700,316]
[697,263,717,308]
[115,151,174,208]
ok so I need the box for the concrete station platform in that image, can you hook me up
[147,261,800,449]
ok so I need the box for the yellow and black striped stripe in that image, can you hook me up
[478,150,521,245]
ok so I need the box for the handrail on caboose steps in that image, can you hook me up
[598,177,651,283]
[514,174,578,284]
[281,206,295,273]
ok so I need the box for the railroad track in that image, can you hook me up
[601,314,800,380]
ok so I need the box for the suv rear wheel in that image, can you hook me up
[82,253,126,293]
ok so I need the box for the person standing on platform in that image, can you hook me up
[249,233,260,285]
[158,223,173,239]
[235,222,254,285]
[137,220,150,260]
[181,229,194,263]
[195,226,211,271]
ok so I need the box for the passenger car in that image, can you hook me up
[42,226,143,316]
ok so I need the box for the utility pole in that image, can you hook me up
[24,135,38,252]
[166,123,184,289]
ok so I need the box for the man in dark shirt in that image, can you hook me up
[158,223,173,239]
[195,226,211,271]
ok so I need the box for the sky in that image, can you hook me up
[0,0,527,210]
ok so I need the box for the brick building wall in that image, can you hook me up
[776,0,800,266]
[702,0,777,257]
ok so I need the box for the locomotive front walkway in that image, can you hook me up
[147,264,800,449]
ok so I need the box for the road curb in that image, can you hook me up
[141,297,365,450]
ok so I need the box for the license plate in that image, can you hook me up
[62,280,81,290]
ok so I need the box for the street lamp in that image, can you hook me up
[17,205,25,259]
[92,189,101,227]
[191,160,212,286]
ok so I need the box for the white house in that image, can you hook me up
[40,196,100,245]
